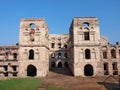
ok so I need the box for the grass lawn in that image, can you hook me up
[0,78,66,90]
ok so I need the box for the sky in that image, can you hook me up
[0,0,120,45]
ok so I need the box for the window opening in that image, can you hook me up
[51,62,56,68]
[64,53,68,58]
[4,72,8,77]
[64,62,68,68]
[58,43,61,48]
[104,63,109,75]
[4,66,8,71]
[112,62,118,75]
[83,22,89,27]
[103,52,107,59]
[12,66,17,71]
[58,62,62,68]
[111,49,116,58]
[51,43,55,48]
[51,53,55,58]
[85,49,91,59]
[29,49,34,60]
[13,53,17,60]
[64,44,67,48]
[30,23,35,28]
[84,32,90,40]
[58,52,62,59]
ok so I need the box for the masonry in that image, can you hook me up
[0,17,120,77]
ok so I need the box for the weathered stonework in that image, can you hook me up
[0,17,120,77]
[18,18,49,77]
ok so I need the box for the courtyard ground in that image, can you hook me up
[41,68,120,90]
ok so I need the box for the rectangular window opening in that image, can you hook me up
[51,43,55,48]
[58,43,61,48]
[103,52,107,59]
[84,32,90,40]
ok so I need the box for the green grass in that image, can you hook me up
[0,78,41,90]
[0,78,66,90]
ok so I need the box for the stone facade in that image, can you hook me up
[18,18,49,77]
[49,34,69,69]
[0,45,19,77]
[0,17,120,77]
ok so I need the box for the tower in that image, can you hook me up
[69,17,102,76]
[18,18,49,77]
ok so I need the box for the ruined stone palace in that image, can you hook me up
[0,17,120,77]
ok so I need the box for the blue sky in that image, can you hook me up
[0,0,120,45]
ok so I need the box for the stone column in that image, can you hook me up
[8,73,13,77]
[109,63,113,75]
[107,47,111,60]
[116,49,119,59]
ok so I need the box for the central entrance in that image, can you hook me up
[58,62,62,68]
[84,64,93,76]
[27,65,37,77]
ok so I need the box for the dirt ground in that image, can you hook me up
[41,68,120,90]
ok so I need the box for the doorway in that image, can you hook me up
[27,65,37,77]
[84,64,93,76]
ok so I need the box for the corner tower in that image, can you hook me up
[18,18,49,77]
[69,17,102,76]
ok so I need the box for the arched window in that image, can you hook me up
[83,22,89,27]
[51,53,55,58]
[64,44,67,49]
[111,49,116,58]
[30,23,35,28]
[58,62,62,68]
[64,53,68,58]
[51,62,56,68]
[64,62,68,68]
[85,49,91,59]
[112,62,117,70]
[29,49,34,60]
[103,52,107,59]
[58,52,62,59]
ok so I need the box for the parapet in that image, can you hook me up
[74,17,98,21]
[20,18,45,22]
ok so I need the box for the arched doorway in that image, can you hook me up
[64,62,69,68]
[27,65,37,77]
[104,63,109,75]
[51,62,56,68]
[58,62,62,68]
[84,64,93,76]
[111,49,116,58]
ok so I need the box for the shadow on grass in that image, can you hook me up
[98,82,119,90]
